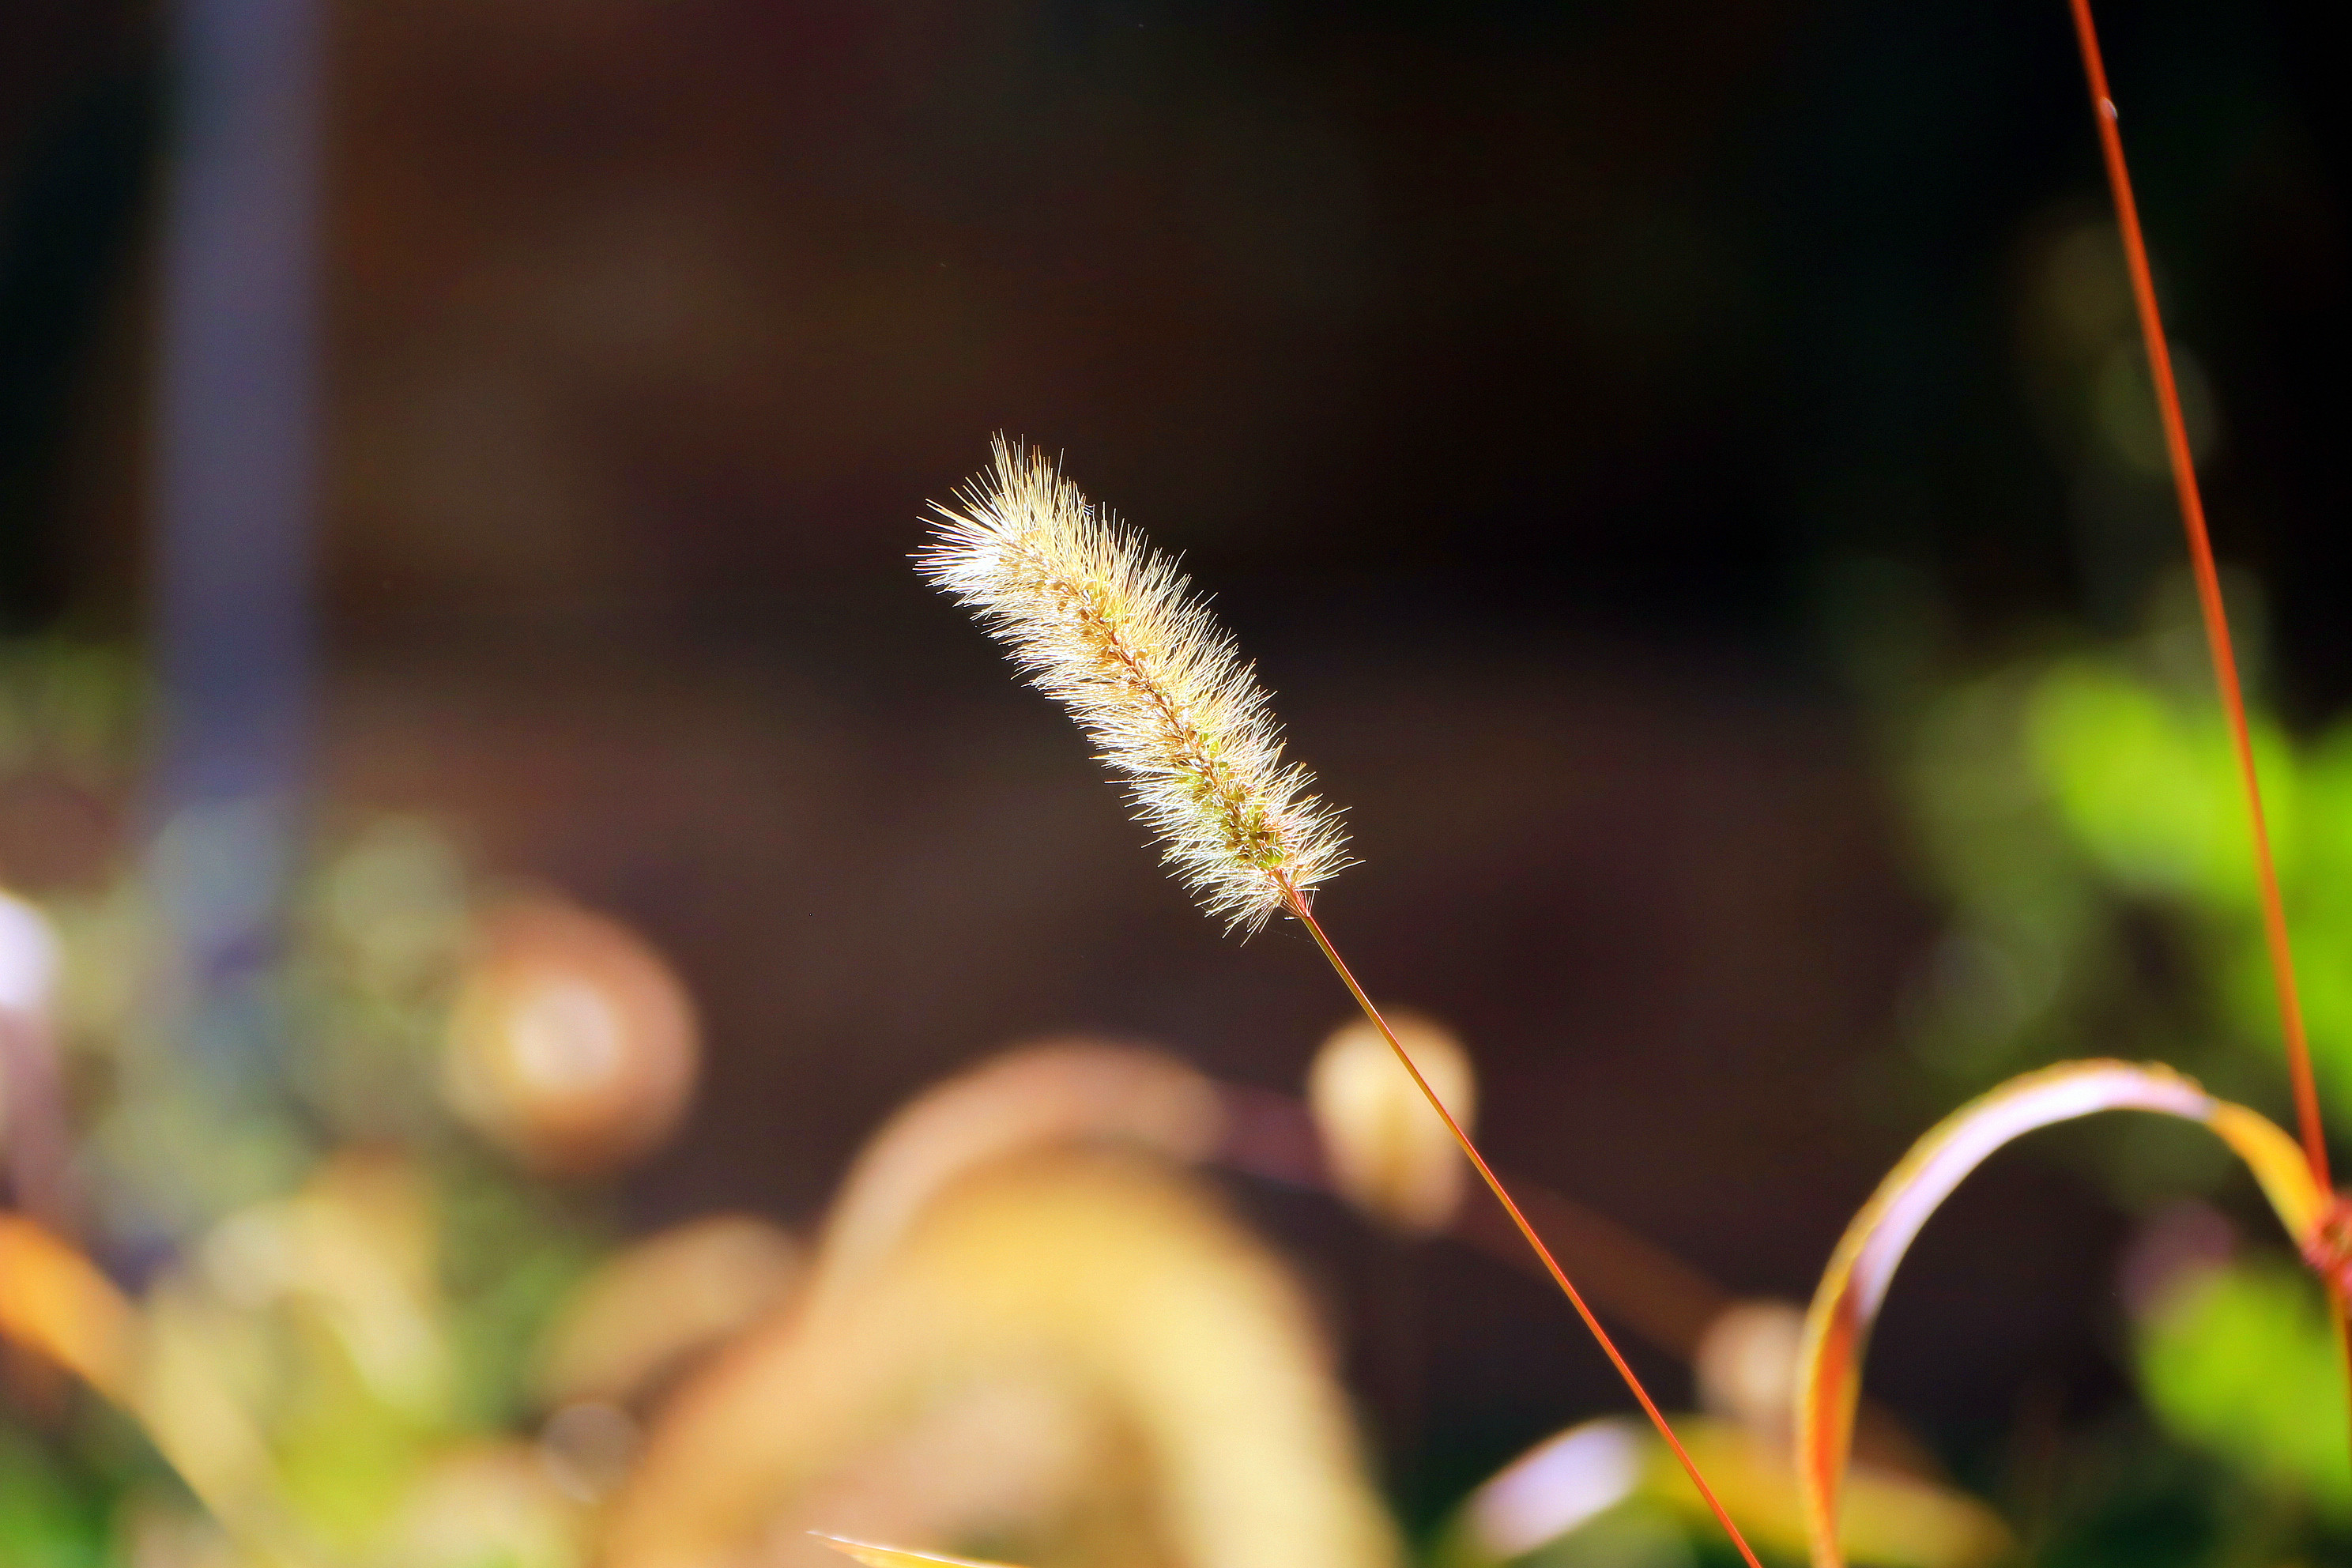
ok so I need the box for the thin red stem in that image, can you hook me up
[2064,0,2352,1467]
[1281,888,1764,1568]
[2064,0,2330,1193]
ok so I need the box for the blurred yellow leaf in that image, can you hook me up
[1462,1413,2006,1568]
[607,1151,1395,1568]
[0,1215,317,1566]
[808,1040,1223,1307]
[0,1212,136,1393]
[813,1532,1029,1568]
[534,1213,801,1408]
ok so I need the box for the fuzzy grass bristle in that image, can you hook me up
[918,436,1351,933]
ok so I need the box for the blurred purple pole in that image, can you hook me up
[150,0,320,1084]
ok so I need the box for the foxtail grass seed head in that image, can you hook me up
[920,437,1351,933]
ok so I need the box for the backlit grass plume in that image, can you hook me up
[919,437,1349,933]
[921,436,1767,1565]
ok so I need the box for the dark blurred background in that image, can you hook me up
[4,0,2346,1525]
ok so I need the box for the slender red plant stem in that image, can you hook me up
[2063,0,2352,1460]
[2064,0,2329,1191]
[1280,887,1765,1568]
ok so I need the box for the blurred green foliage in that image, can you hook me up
[2136,1259,2351,1524]
[1900,618,2336,1118]
[2,640,609,1566]
[1874,579,2352,1559]
[0,1427,109,1568]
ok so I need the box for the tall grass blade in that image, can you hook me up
[2066,0,2352,1479]
[2065,0,2329,1204]
[1794,1061,2328,1566]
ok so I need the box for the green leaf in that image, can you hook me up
[2137,1257,2352,1521]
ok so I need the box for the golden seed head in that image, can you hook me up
[919,436,1351,933]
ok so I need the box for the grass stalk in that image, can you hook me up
[925,440,1763,1563]
[2063,0,2351,1468]
[1281,881,1766,1568]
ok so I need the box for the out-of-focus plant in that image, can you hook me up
[0,638,705,1566]
[2135,1249,2352,1523]
[1897,624,2315,1099]
[0,609,2147,1568]
[1788,1060,2335,1567]
[1309,1012,1476,1239]
[7,626,1879,1568]
[1766,9,2352,1557]
[7,4,2337,1563]
[1857,522,2352,1555]
[532,1213,800,1413]
[1746,8,2352,1566]
[1446,1411,2006,1568]
[616,1153,1394,1568]
[813,1536,1024,1568]
[605,1041,1394,1568]
[441,897,699,1178]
